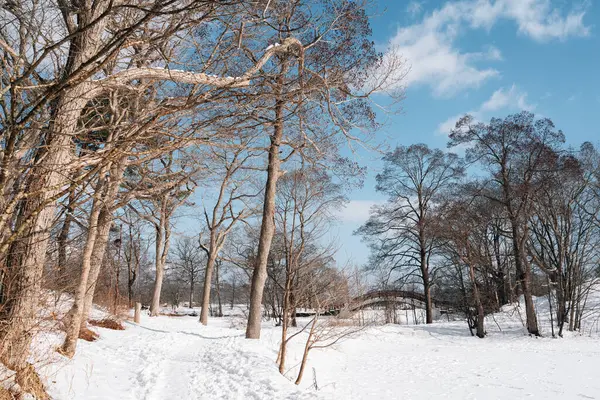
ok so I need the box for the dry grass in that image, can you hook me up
[15,364,49,400]
[89,318,125,330]
[78,327,99,342]
[0,387,14,400]
[162,313,187,317]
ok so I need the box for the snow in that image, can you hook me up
[299,324,600,399]
[34,291,600,400]
[43,314,319,400]
[265,43,281,51]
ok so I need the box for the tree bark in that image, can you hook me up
[61,178,106,357]
[200,246,218,324]
[215,260,223,317]
[295,315,318,385]
[467,259,485,338]
[150,204,171,317]
[134,303,141,323]
[245,80,285,339]
[57,182,78,276]
[419,230,433,324]
[0,1,110,367]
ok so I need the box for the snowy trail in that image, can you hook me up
[47,316,320,400]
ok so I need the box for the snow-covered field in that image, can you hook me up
[37,298,600,400]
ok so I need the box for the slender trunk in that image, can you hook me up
[113,235,121,314]
[150,211,170,316]
[556,274,566,337]
[230,277,235,309]
[295,315,318,385]
[290,288,297,328]
[200,249,218,324]
[510,221,539,336]
[421,258,432,324]
[521,257,539,335]
[134,303,141,323]
[467,260,485,338]
[61,179,106,358]
[215,261,222,317]
[57,183,77,277]
[80,209,112,324]
[278,273,293,374]
[246,80,285,339]
[189,276,194,309]
[418,220,432,324]
[547,276,555,338]
[127,237,139,309]
[76,163,126,328]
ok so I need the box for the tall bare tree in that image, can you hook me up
[243,0,403,340]
[198,138,258,325]
[358,144,464,323]
[449,111,566,336]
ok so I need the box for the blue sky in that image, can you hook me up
[333,0,600,267]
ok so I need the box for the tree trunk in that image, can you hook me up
[520,252,539,336]
[245,89,285,339]
[150,208,171,317]
[215,260,223,317]
[113,240,121,314]
[66,163,125,341]
[508,218,539,336]
[189,278,194,309]
[295,315,318,385]
[421,258,433,324]
[61,180,106,358]
[467,259,485,338]
[57,182,77,277]
[200,250,218,325]
[0,3,109,368]
[134,303,141,323]
[0,87,91,369]
[278,274,293,374]
[80,209,112,324]
[230,277,235,309]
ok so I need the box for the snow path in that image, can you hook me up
[47,316,320,400]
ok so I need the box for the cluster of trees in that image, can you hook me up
[0,0,403,393]
[360,112,600,338]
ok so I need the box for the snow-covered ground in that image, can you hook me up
[37,296,600,400]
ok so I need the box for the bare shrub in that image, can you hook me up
[88,319,125,331]
[78,328,99,342]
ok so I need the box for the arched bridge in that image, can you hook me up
[348,289,458,312]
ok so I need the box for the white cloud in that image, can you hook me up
[438,113,469,135]
[387,0,590,96]
[437,84,535,134]
[407,1,424,17]
[481,85,535,112]
[336,200,383,224]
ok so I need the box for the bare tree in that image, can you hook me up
[449,111,566,336]
[243,0,403,340]
[198,138,258,324]
[129,153,196,317]
[358,144,464,323]
[528,143,600,335]
[172,237,204,308]
[0,0,317,374]
[274,167,346,374]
